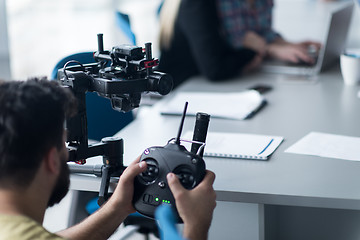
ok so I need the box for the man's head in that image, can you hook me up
[0,78,77,206]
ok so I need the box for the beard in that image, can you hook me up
[47,151,70,207]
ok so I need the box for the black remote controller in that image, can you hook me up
[133,102,210,221]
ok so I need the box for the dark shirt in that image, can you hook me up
[217,0,280,48]
[158,0,256,89]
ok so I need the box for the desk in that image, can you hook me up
[70,67,360,239]
[116,66,360,210]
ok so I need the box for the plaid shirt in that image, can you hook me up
[217,0,281,49]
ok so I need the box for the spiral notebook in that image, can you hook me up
[184,132,284,160]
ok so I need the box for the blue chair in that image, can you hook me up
[52,10,137,141]
[155,205,184,240]
[115,11,136,45]
[157,0,164,17]
[51,52,134,141]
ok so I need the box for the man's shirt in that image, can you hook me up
[0,214,66,240]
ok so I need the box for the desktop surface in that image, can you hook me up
[69,66,360,211]
[112,67,360,210]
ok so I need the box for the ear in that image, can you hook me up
[43,147,60,175]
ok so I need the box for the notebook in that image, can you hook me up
[160,90,266,120]
[184,132,284,160]
[261,3,354,76]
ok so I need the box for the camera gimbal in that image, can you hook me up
[57,34,173,204]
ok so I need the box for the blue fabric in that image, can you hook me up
[85,197,100,214]
[157,0,164,17]
[115,11,136,45]
[86,197,143,222]
[51,52,95,81]
[155,205,184,240]
[88,200,185,239]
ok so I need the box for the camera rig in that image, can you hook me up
[57,34,173,204]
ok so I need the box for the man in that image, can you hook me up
[0,78,216,240]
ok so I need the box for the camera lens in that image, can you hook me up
[148,72,173,95]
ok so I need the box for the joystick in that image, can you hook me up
[133,102,210,221]
[138,158,159,184]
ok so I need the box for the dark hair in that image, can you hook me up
[0,78,77,188]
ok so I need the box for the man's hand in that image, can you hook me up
[108,157,147,216]
[167,170,216,240]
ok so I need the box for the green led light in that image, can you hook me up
[155,197,159,202]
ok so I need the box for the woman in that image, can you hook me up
[157,0,321,88]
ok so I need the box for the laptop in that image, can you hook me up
[261,3,354,76]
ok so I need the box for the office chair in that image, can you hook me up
[115,11,136,45]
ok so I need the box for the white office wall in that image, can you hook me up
[0,0,9,55]
[273,0,360,48]
[6,0,162,80]
[6,0,358,80]
[0,0,11,79]
[347,3,360,48]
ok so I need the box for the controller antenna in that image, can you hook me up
[175,102,188,145]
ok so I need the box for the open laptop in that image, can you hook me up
[261,3,354,76]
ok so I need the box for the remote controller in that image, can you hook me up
[133,102,210,221]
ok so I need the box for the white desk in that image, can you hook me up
[70,66,360,239]
[114,67,360,210]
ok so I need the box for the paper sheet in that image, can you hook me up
[160,90,266,120]
[285,132,360,161]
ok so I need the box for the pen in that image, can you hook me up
[246,99,268,119]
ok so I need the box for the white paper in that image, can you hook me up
[285,132,360,161]
[160,90,266,120]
